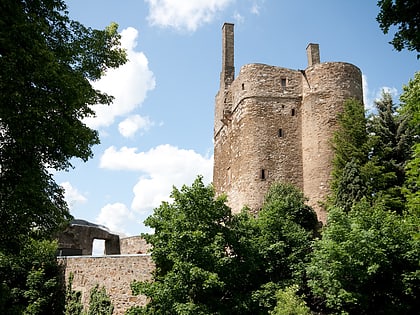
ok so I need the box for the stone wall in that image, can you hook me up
[120,236,151,254]
[59,255,154,315]
[214,63,304,213]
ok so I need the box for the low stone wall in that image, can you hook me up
[59,255,154,315]
[120,236,151,254]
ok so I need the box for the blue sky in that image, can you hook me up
[55,0,419,237]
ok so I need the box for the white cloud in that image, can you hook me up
[95,202,135,236]
[60,181,87,210]
[233,11,244,25]
[250,3,260,15]
[118,114,154,138]
[99,144,213,213]
[145,0,234,32]
[84,27,156,129]
[375,86,398,100]
[362,74,398,113]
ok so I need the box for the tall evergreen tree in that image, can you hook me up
[330,99,368,210]
[367,91,414,211]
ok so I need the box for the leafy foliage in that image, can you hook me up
[400,71,420,213]
[0,0,127,252]
[128,177,317,315]
[331,92,416,212]
[65,273,84,315]
[366,91,414,211]
[270,285,311,315]
[0,239,65,314]
[307,203,420,314]
[330,99,368,211]
[376,0,420,57]
[87,285,114,315]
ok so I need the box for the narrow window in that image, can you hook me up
[278,128,283,137]
[281,78,287,88]
[260,169,266,180]
[241,83,245,90]
[291,108,296,116]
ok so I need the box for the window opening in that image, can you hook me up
[92,239,105,256]
[278,128,283,137]
[260,169,267,180]
[281,78,287,88]
[291,108,296,116]
[241,83,245,90]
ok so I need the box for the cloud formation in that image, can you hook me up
[145,0,234,31]
[84,27,156,129]
[95,202,135,236]
[60,181,87,210]
[100,144,213,213]
[362,74,399,113]
[118,114,154,138]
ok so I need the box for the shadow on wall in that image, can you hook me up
[57,219,120,256]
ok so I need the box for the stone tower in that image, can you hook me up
[213,23,363,223]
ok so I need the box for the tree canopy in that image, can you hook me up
[377,0,420,57]
[307,203,420,314]
[330,92,416,213]
[0,0,126,252]
[0,0,126,313]
[128,177,317,315]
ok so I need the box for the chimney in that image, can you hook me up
[221,23,235,89]
[306,43,320,67]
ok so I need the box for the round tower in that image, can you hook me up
[301,59,363,222]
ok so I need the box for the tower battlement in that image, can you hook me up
[213,23,363,222]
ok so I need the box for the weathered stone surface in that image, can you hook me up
[120,236,152,254]
[59,255,154,315]
[57,219,120,256]
[214,23,363,222]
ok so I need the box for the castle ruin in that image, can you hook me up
[213,23,363,222]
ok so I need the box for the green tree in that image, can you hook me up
[128,178,317,315]
[307,202,420,314]
[65,273,84,315]
[128,177,240,314]
[367,91,414,211]
[331,93,415,212]
[330,99,368,210]
[400,71,420,213]
[270,285,311,315]
[251,183,317,312]
[376,0,420,57]
[0,0,127,252]
[87,285,114,315]
[0,239,65,315]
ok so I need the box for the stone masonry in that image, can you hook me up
[59,255,154,315]
[213,23,363,222]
